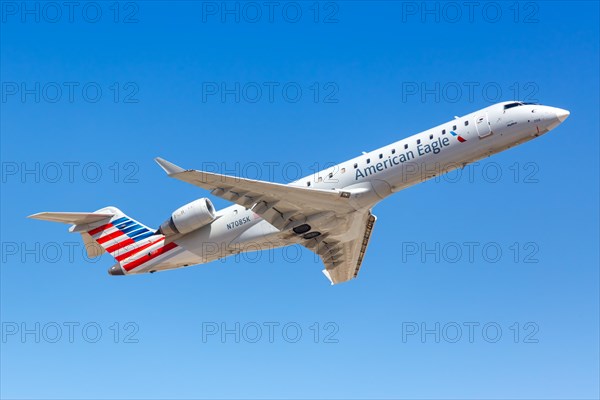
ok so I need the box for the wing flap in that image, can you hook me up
[314,213,377,285]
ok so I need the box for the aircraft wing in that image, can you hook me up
[155,157,377,284]
[155,158,357,227]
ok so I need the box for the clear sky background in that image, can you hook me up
[1,1,598,399]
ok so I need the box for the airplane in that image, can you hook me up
[28,101,570,284]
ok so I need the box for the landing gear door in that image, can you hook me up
[475,113,493,138]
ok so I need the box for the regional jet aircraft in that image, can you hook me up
[29,101,569,284]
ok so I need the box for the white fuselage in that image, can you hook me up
[131,101,569,273]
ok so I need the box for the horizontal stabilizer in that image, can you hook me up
[28,207,167,271]
[27,212,113,225]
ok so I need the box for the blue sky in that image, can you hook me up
[1,1,598,399]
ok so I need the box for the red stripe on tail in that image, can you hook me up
[115,238,163,262]
[88,223,113,236]
[97,230,125,244]
[122,242,178,271]
[105,238,136,254]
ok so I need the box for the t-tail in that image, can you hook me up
[27,207,176,275]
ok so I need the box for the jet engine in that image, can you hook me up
[157,198,216,236]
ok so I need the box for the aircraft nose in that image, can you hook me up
[555,108,570,122]
[108,264,124,276]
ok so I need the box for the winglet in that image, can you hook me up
[154,157,186,175]
[322,269,335,285]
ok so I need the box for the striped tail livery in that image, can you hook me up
[28,207,180,275]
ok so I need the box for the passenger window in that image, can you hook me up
[341,168,346,173]
[366,158,370,164]
[404,144,408,149]
[442,129,446,135]
[307,181,311,187]
[318,177,323,182]
[429,134,433,140]
[328,172,333,178]
[379,154,383,159]
[354,163,358,169]
[453,125,457,131]
[391,149,396,154]
[417,139,421,144]
[464,120,469,126]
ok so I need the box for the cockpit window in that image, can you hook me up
[504,102,523,110]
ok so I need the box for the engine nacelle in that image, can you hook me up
[158,198,216,236]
